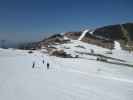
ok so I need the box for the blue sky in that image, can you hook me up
[0,0,133,43]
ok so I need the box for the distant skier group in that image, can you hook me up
[32,59,50,70]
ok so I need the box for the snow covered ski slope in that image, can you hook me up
[0,41,133,100]
[78,30,89,41]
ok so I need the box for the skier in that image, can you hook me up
[47,62,50,69]
[32,61,35,68]
[42,60,44,64]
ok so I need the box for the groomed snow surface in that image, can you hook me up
[0,43,133,100]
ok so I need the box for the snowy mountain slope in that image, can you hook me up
[0,31,133,100]
[54,40,133,64]
[0,44,133,100]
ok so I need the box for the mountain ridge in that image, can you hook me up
[18,22,133,51]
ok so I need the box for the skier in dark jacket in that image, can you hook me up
[32,61,35,68]
[42,60,44,64]
[47,62,50,69]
